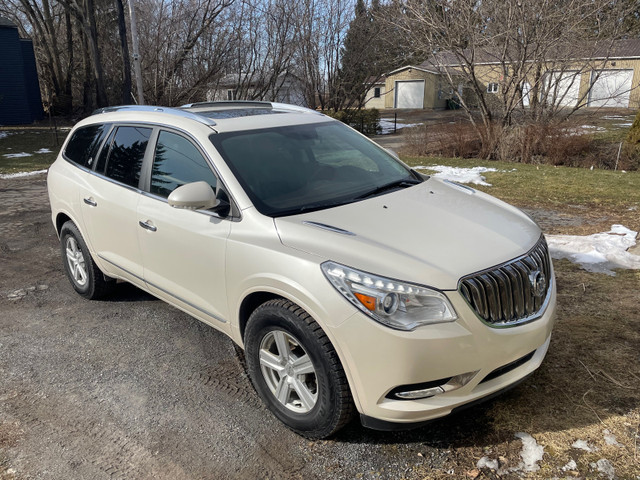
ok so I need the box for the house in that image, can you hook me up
[0,17,44,125]
[368,39,640,110]
[363,76,386,109]
[207,72,306,106]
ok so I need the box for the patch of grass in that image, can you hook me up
[402,155,640,234]
[0,128,68,174]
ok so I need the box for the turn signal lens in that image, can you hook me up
[354,292,376,311]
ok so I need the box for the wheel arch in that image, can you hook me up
[55,212,73,237]
[234,286,365,414]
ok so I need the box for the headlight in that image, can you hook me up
[321,261,457,331]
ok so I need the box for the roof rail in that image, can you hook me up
[92,105,217,126]
[180,101,272,109]
[181,100,323,116]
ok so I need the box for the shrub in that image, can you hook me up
[400,122,481,158]
[323,108,380,135]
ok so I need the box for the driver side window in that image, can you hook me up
[150,131,217,198]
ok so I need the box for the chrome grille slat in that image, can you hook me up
[459,237,552,327]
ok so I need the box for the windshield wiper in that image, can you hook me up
[355,178,422,200]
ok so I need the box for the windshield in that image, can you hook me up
[209,121,422,217]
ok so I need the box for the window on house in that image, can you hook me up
[487,83,499,94]
[227,89,236,101]
[374,87,381,98]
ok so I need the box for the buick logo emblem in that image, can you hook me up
[528,270,547,297]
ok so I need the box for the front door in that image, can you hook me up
[137,130,232,329]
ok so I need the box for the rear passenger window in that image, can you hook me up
[63,124,110,168]
[150,131,217,198]
[102,126,152,188]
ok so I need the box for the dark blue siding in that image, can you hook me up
[20,40,44,122]
[0,23,43,125]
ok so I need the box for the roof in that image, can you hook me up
[419,38,640,69]
[0,16,17,28]
[386,65,440,76]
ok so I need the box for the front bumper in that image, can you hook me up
[329,279,557,425]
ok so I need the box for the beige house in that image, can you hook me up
[363,78,386,109]
[369,39,640,110]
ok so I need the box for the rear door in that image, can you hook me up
[136,129,232,329]
[80,125,152,283]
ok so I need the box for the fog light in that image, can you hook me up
[388,371,479,400]
[395,386,445,400]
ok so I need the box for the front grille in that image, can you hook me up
[459,236,551,326]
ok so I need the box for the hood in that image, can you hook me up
[274,178,541,290]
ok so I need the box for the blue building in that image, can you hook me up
[0,17,44,125]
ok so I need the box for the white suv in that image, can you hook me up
[47,102,557,438]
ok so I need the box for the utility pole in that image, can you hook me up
[128,0,145,105]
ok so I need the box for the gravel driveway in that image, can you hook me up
[1,175,499,480]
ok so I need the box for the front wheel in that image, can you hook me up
[59,221,113,299]
[244,299,354,439]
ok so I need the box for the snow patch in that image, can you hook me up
[378,119,422,134]
[477,457,499,470]
[572,439,594,452]
[0,169,47,179]
[565,125,606,136]
[515,432,544,472]
[0,131,9,139]
[596,459,615,480]
[414,165,498,186]
[546,225,640,275]
[562,459,577,471]
[603,429,622,447]
[3,152,32,158]
[34,148,52,154]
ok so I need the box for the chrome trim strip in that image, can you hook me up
[93,106,218,127]
[302,221,356,236]
[97,255,226,324]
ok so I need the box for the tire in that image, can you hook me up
[59,221,114,299]
[244,299,354,439]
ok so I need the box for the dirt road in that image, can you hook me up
[0,175,496,480]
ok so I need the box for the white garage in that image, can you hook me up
[588,69,634,108]
[543,71,582,107]
[394,80,425,109]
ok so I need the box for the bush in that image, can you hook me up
[400,122,481,158]
[400,119,611,169]
[323,108,380,135]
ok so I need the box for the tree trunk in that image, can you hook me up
[84,0,108,107]
[115,0,132,104]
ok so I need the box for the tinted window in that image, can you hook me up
[64,124,110,168]
[103,126,151,188]
[150,131,217,198]
[210,122,415,217]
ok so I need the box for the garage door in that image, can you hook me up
[588,70,633,108]
[543,71,581,107]
[395,80,424,109]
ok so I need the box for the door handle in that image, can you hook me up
[83,197,97,207]
[139,220,157,232]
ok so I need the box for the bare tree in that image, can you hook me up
[384,0,636,152]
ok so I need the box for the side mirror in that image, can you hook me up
[168,181,216,210]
